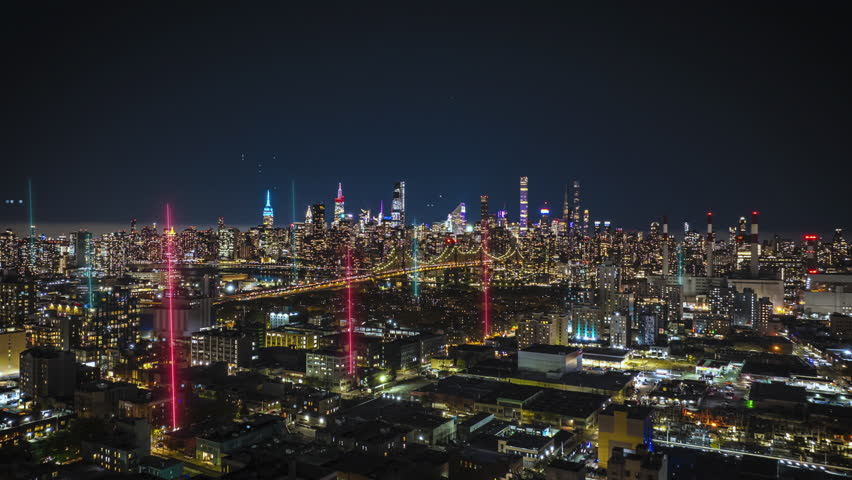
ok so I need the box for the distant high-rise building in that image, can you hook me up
[391,181,406,227]
[598,263,619,316]
[217,220,237,261]
[262,190,274,227]
[539,203,551,227]
[479,195,489,228]
[519,177,529,235]
[309,204,326,232]
[334,183,345,225]
[496,210,508,228]
[82,286,141,349]
[448,203,466,235]
[572,180,581,235]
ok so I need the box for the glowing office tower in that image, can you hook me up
[572,180,582,240]
[449,203,466,235]
[539,203,551,226]
[496,210,507,227]
[661,216,670,276]
[391,181,406,227]
[262,190,274,227]
[519,176,529,235]
[480,195,489,228]
[706,212,715,277]
[750,211,760,277]
[334,183,345,224]
[563,184,571,221]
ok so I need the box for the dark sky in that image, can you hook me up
[2,3,850,235]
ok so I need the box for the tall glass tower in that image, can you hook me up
[519,176,529,235]
[334,183,345,224]
[392,181,406,227]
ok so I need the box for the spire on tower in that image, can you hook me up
[262,189,274,227]
[334,182,345,224]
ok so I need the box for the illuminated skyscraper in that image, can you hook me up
[309,203,326,231]
[333,183,345,225]
[262,190,274,227]
[539,203,551,227]
[572,180,581,235]
[391,181,405,227]
[479,195,489,228]
[519,176,529,235]
[449,203,466,235]
[496,210,507,228]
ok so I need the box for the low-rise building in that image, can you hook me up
[195,415,285,468]
[305,348,349,389]
[138,455,183,479]
[82,418,151,474]
[517,345,582,376]
[190,329,254,369]
[448,447,523,480]
[497,432,555,468]
[607,445,667,480]
[597,405,653,469]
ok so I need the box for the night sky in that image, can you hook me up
[2,3,850,235]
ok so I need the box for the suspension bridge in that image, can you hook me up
[214,240,524,305]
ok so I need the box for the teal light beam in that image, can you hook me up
[27,178,35,271]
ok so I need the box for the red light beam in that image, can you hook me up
[166,204,178,430]
[346,245,354,375]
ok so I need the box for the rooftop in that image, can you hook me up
[601,404,653,420]
[139,455,182,469]
[750,381,807,404]
[581,347,631,359]
[500,431,552,450]
[523,389,608,419]
[521,344,581,356]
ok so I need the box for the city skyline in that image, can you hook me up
[2,177,848,239]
